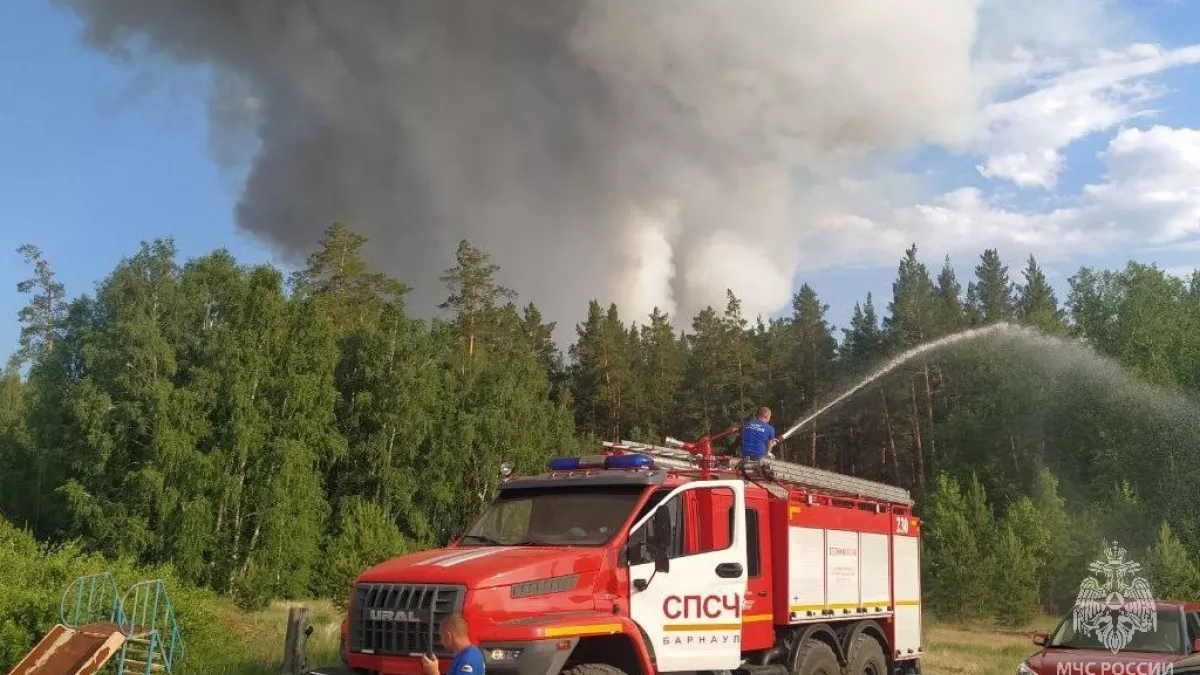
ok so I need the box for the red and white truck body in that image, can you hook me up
[341,432,922,675]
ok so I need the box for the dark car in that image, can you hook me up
[1016,602,1200,675]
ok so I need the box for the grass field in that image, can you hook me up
[923,616,1059,675]
[216,604,1055,675]
[211,600,343,675]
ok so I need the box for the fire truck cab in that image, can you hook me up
[341,435,922,675]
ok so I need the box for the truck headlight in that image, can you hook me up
[487,648,523,662]
[1016,662,1035,675]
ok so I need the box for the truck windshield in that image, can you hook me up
[460,485,646,547]
[1049,608,1183,653]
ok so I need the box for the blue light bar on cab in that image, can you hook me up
[604,453,655,470]
[547,457,581,471]
[546,454,655,471]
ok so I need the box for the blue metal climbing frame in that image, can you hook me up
[59,573,186,675]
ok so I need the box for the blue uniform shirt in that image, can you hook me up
[741,419,776,459]
[449,645,485,675]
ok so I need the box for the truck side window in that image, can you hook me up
[691,487,734,553]
[745,508,761,577]
[627,489,684,564]
[726,505,762,577]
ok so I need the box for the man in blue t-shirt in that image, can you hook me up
[421,614,484,675]
[741,406,779,461]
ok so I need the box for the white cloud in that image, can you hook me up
[781,27,1200,290]
[973,44,1200,189]
[797,125,1200,275]
[799,187,1096,273]
[1086,125,1200,244]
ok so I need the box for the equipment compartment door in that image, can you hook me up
[626,480,748,672]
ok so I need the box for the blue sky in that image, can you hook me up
[0,2,272,359]
[4,1,1200,360]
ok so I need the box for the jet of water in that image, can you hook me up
[780,322,1022,440]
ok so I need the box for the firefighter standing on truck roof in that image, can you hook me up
[421,614,484,675]
[740,406,779,475]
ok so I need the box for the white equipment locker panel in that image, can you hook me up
[860,533,890,613]
[825,529,859,612]
[788,527,825,618]
[892,534,922,658]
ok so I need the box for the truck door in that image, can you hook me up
[626,480,748,672]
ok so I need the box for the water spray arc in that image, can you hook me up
[779,322,1021,441]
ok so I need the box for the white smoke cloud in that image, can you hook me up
[614,202,681,320]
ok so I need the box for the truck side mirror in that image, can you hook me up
[654,550,670,574]
[1033,633,1047,647]
[630,543,670,593]
[629,540,668,570]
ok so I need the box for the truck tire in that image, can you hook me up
[845,634,887,675]
[559,664,629,675]
[792,639,840,675]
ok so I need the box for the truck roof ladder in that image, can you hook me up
[603,438,913,506]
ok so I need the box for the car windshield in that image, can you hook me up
[459,485,647,546]
[1049,609,1183,653]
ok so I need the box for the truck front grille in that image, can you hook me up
[350,583,466,657]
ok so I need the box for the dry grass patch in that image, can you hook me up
[922,616,1058,675]
[206,599,343,675]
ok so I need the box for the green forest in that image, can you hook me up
[4,222,1200,630]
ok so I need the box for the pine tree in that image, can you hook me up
[1145,521,1199,601]
[13,244,66,367]
[840,294,883,373]
[786,285,836,464]
[519,303,565,398]
[568,302,636,440]
[722,291,759,425]
[967,249,1015,325]
[885,245,937,350]
[933,256,964,336]
[678,306,727,438]
[884,245,938,486]
[317,497,412,603]
[292,222,409,330]
[636,308,685,440]
[924,473,990,618]
[753,317,792,424]
[1016,255,1066,334]
[439,239,517,359]
[992,522,1040,625]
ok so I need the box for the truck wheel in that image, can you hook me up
[792,639,840,675]
[845,634,887,675]
[559,665,628,675]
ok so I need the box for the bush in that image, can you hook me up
[0,516,232,673]
[316,497,412,606]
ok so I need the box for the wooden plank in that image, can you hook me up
[7,623,126,675]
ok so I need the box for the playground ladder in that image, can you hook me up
[58,574,186,675]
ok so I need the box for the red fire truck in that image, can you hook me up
[340,430,923,675]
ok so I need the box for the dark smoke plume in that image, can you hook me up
[52,0,1071,326]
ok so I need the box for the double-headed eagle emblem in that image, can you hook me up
[1072,541,1157,654]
